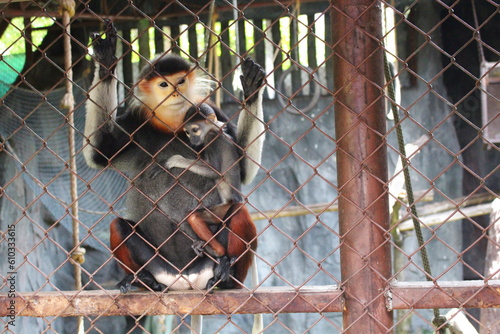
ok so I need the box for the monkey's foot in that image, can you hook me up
[240,58,265,104]
[117,271,168,293]
[117,274,134,293]
[138,271,168,292]
[206,256,233,291]
[91,19,118,79]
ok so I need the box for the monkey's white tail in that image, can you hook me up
[191,314,202,334]
[191,256,262,334]
[251,255,263,334]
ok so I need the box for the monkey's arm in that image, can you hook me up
[237,58,266,185]
[84,20,129,169]
[166,155,220,179]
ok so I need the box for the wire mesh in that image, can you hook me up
[0,0,499,333]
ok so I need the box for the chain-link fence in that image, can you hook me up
[0,0,499,333]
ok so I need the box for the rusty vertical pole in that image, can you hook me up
[330,1,393,333]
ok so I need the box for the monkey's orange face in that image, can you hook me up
[143,72,191,111]
[138,71,197,132]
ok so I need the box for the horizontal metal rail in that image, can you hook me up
[1,280,499,318]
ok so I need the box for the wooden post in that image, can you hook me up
[331,0,393,332]
[121,28,133,93]
[138,19,151,70]
[480,198,500,334]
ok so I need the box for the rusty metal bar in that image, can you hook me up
[331,0,392,332]
[2,280,500,318]
[0,0,325,19]
[389,280,500,310]
[0,286,343,317]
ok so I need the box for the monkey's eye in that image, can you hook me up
[159,81,169,88]
[177,78,186,85]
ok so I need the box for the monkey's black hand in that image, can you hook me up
[240,58,265,105]
[192,241,223,258]
[149,163,167,179]
[91,19,118,80]
[192,240,206,257]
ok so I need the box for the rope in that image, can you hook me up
[204,0,217,69]
[232,0,240,55]
[59,1,84,333]
[383,53,448,333]
[271,0,300,64]
[471,0,486,64]
[205,0,220,106]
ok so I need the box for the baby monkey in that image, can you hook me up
[180,103,243,206]
[167,104,257,278]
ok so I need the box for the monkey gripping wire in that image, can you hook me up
[59,0,85,333]
[383,53,448,332]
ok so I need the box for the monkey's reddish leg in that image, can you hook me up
[187,212,227,257]
[110,218,140,273]
[225,204,257,284]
